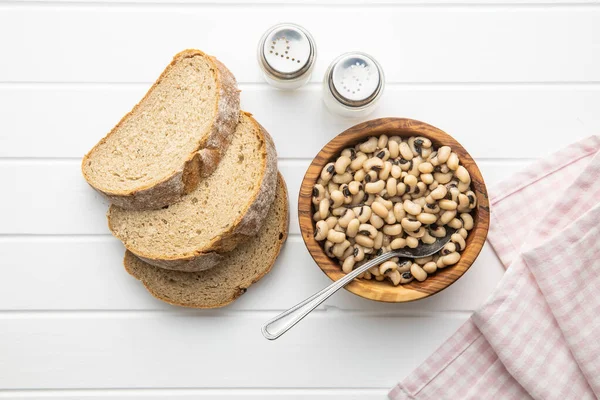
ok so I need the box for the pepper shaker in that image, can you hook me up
[322,52,385,118]
[257,23,317,90]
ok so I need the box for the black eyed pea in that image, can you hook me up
[388,139,400,158]
[353,205,372,223]
[393,202,407,222]
[413,182,428,197]
[418,161,434,174]
[382,234,392,247]
[341,245,355,261]
[350,153,368,171]
[375,275,385,282]
[390,237,407,250]
[351,190,365,205]
[327,229,346,244]
[406,227,426,238]
[439,210,457,225]
[466,191,477,209]
[313,211,323,222]
[369,266,381,277]
[442,252,461,266]
[448,186,460,202]
[379,161,392,180]
[332,240,352,259]
[332,206,347,217]
[430,225,447,238]
[348,181,362,195]
[358,136,378,153]
[383,223,403,236]
[364,247,374,255]
[416,136,432,148]
[436,256,446,268]
[441,242,456,255]
[312,184,326,205]
[425,194,436,205]
[386,178,398,197]
[401,217,422,232]
[408,157,422,177]
[341,147,357,160]
[363,271,372,280]
[324,240,335,258]
[421,173,434,185]
[365,180,386,194]
[346,218,360,237]
[457,193,470,211]
[371,201,389,218]
[406,236,419,248]
[447,152,459,171]
[397,259,412,272]
[376,148,391,161]
[377,134,389,150]
[456,166,471,184]
[375,195,394,210]
[327,182,339,194]
[387,270,401,286]
[358,223,378,239]
[314,220,330,241]
[369,213,385,229]
[379,260,398,276]
[340,184,352,204]
[400,271,414,284]
[437,146,452,164]
[318,198,331,220]
[447,218,463,230]
[402,193,412,201]
[459,228,468,240]
[428,151,439,166]
[458,181,470,193]
[423,261,438,274]
[353,245,365,262]
[353,169,366,183]
[396,182,407,196]
[384,210,397,225]
[325,216,338,229]
[439,199,457,211]
[415,256,432,265]
[451,233,466,251]
[434,172,453,184]
[398,158,412,172]
[363,157,384,172]
[435,163,450,174]
[342,255,356,273]
[429,181,439,190]
[332,172,352,184]
[391,164,402,179]
[399,142,414,160]
[422,230,437,244]
[334,156,352,175]
[365,193,375,206]
[320,162,335,183]
[355,234,374,248]
[410,263,428,282]
[417,212,438,225]
[330,190,345,208]
[430,185,447,200]
[408,137,420,157]
[403,199,422,215]
[421,147,433,159]
[338,208,356,228]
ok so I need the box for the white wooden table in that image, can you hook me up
[1,0,599,398]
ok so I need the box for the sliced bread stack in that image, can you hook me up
[82,50,288,308]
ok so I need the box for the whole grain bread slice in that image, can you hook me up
[124,173,289,308]
[82,49,240,210]
[108,112,278,271]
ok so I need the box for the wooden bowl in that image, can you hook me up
[298,118,490,302]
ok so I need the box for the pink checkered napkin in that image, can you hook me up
[389,136,600,400]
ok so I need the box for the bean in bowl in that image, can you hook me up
[312,135,476,286]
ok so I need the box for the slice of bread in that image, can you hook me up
[124,173,289,308]
[82,49,240,210]
[108,112,278,271]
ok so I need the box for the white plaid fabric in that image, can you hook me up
[389,136,600,400]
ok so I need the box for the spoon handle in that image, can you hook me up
[261,251,398,340]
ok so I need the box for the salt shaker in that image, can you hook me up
[257,23,317,90]
[322,52,385,118]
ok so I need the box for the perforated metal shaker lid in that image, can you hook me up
[326,52,384,108]
[258,23,316,80]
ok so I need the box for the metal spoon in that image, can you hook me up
[261,229,455,340]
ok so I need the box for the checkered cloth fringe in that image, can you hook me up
[389,136,600,400]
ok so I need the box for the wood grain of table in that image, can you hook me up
[1,0,599,398]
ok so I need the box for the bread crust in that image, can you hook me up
[82,49,240,210]
[107,112,279,271]
[123,174,289,308]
